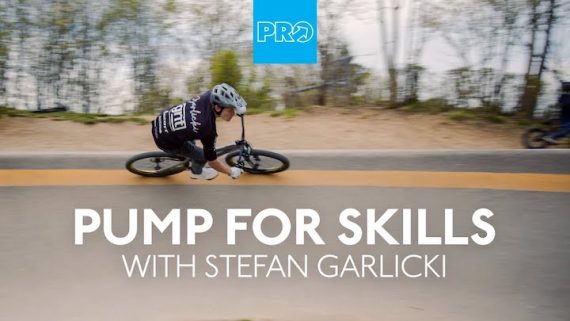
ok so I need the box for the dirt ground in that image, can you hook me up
[0,106,524,151]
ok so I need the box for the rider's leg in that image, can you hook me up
[162,141,217,180]
[177,141,207,174]
[550,121,570,140]
[164,141,206,174]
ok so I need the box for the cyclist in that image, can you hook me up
[543,81,570,144]
[151,83,245,180]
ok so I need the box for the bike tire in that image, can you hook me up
[225,149,290,174]
[522,128,549,149]
[125,151,190,177]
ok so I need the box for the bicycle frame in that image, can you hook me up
[214,115,251,167]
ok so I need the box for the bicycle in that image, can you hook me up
[522,80,570,149]
[521,119,560,149]
[126,115,290,177]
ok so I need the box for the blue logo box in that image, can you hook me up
[253,0,317,64]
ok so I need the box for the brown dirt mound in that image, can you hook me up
[0,107,523,151]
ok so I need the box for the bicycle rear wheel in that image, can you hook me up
[126,151,190,177]
[225,149,289,174]
[522,128,549,149]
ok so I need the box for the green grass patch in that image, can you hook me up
[269,108,298,118]
[515,119,533,127]
[401,98,453,114]
[514,118,547,128]
[0,107,28,117]
[0,106,148,125]
[399,98,515,125]
[480,113,506,124]
[448,110,477,121]
[127,116,151,125]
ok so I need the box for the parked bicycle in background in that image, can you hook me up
[522,81,570,149]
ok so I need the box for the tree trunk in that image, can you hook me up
[518,0,556,119]
[378,0,400,108]
[388,67,398,107]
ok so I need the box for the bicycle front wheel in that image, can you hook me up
[522,128,549,149]
[225,149,289,174]
[125,151,190,177]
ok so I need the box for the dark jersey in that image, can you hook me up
[152,91,218,161]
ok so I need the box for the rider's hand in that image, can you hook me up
[230,167,243,179]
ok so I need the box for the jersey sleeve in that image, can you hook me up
[201,135,217,161]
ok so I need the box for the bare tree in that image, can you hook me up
[4,0,36,109]
[377,0,435,107]
[518,0,558,119]
[487,0,526,106]
[0,0,10,104]
[317,0,353,106]
[401,0,434,104]
[98,0,174,111]
[184,0,250,58]
[377,0,401,107]
[433,0,531,109]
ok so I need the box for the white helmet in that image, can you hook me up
[210,83,247,115]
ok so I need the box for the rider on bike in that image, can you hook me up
[543,81,570,144]
[151,83,245,180]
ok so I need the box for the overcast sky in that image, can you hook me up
[338,0,569,78]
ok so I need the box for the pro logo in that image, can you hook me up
[256,21,315,43]
[253,0,317,64]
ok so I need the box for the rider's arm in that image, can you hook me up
[202,135,233,176]
[207,159,232,176]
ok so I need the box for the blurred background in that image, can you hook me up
[0,0,569,120]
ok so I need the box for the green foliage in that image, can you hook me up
[400,98,510,124]
[99,0,143,27]
[0,106,147,125]
[248,86,276,112]
[402,64,426,104]
[478,101,508,123]
[348,94,373,106]
[98,0,166,112]
[448,110,477,121]
[186,64,209,95]
[480,113,506,123]
[208,50,276,113]
[164,0,176,12]
[137,87,176,114]
[401,98,453,114]
[447,67,476,107]
[240,83,275,112]
[210,51,242,88]
[282,76,306,108]
[515,118,543,127]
